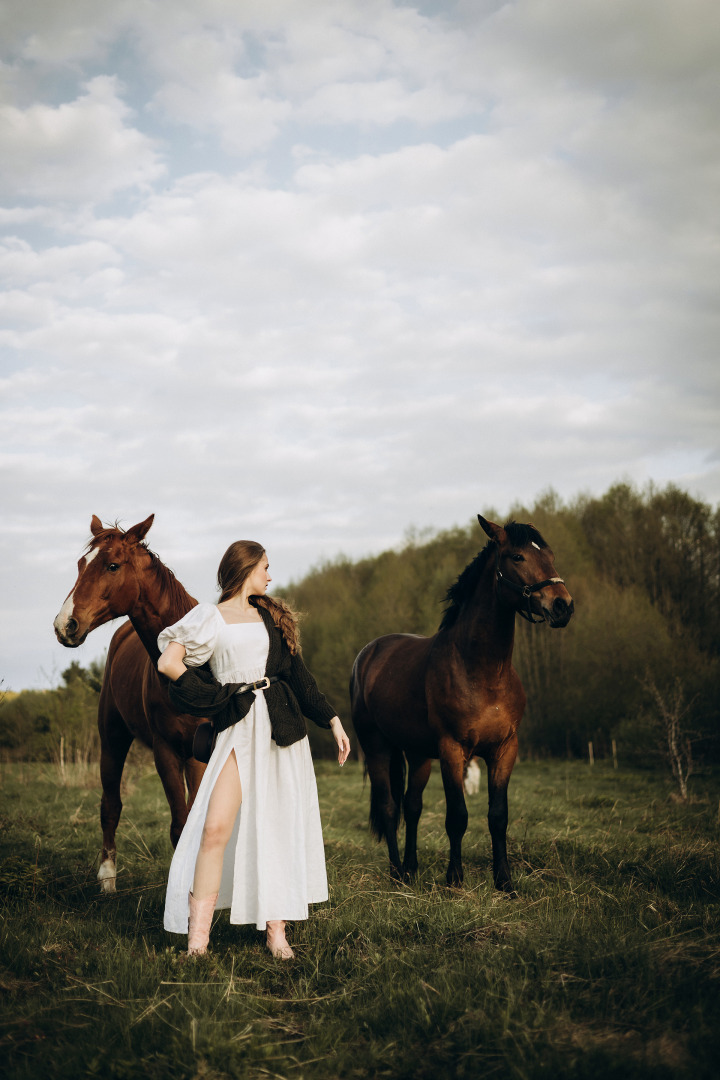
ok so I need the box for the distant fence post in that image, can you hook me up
[612,739,618,769]
[588,740,594,766]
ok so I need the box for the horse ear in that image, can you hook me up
[124,514,155,545]
[90,515,103,536]
[477,515,505,542]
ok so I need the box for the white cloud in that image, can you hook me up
[298,78,472,126]
[1,0,719,689]
[0,75,164,202]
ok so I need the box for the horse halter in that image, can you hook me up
[492,542,565,624]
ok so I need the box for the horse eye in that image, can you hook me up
[511,554,524,563]
[107,563,120,573]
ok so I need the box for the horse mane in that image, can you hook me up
[143,546,197,620]
[438,521,548,631]
[86,525,196,621]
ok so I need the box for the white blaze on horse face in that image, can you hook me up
[531,542,541,550]
[53,546,100,631]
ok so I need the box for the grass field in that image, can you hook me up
[1,754,719,1080]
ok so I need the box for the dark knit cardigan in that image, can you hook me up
[167,603,336,747]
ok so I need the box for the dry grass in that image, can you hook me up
[1,759,719,1080]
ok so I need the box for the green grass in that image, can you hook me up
[1,756,719,1079]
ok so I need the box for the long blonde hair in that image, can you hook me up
[217,540,300,654]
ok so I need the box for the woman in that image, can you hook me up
[157,540,351,960]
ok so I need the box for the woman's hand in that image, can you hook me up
[329,717,351,766]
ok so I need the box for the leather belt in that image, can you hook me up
[234,675,279,696]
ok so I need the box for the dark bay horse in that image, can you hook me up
[351,516,574,893]
[54,515,202,892]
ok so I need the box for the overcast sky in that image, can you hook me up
[2,0,719,690]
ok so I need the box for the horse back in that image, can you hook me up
[351,633,437,754]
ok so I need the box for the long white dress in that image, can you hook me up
[159,603,328,933]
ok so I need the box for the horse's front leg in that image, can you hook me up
[153,736,191,847]
[402,755,432,878]
[486,734,518,894]
[97,694,134,894]
[438,739,469,887]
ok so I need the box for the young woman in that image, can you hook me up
[157,540,351,959]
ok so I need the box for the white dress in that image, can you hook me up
[159,603,329,933]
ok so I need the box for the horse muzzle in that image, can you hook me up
[53,614,89,647]
[543,595,574,628]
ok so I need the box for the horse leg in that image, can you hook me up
[402,756,432,878]
[486,735,519,894]
[98,715,133,894]
[184,757,205,812]
[153,736,192,848]
[439,740,469,887]
[364,745,406,879]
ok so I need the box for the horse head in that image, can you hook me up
[54,514,155,647]
[478,515,574,628]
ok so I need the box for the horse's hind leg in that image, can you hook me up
[153,735,192,848]
[98,710,134,894]
[485,735,518,894]
[402,755,432,878]
[184,756,205,811]
[364,743,406,879]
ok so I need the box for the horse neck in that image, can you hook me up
[446,560,516,676]
[127,551,197,662]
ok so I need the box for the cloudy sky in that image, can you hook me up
[2,0,719,690]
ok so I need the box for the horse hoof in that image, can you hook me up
[98,859,117,893]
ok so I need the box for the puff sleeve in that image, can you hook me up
[157,603,219,667]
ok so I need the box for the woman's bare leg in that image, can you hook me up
[192,750,242,900]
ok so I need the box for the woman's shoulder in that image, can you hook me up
[188,601,220,619]
[169,602,220,630]
[157,602,221,664]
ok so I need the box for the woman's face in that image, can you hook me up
[247,553,271,595]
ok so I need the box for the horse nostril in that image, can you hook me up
[66,617,78,635]
[552,598,567,618]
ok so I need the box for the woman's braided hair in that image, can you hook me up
[217,540,300,654]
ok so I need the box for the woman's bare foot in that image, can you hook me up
[266,920,294,960]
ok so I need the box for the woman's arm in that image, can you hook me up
[287,651,338,727]
[329,716,351,766]
[157,640,188,682]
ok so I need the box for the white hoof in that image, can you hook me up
[464,758,481,796]
[98,858,117,893]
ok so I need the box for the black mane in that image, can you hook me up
[438,521,548,631]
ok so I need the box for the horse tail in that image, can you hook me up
[368,745,406,842]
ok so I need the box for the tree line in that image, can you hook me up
[2,482,718,767]
[0,659,104,763]
[281,482,719,765]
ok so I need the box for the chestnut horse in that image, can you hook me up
[54,515,203,892]
[351,516,574,893]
